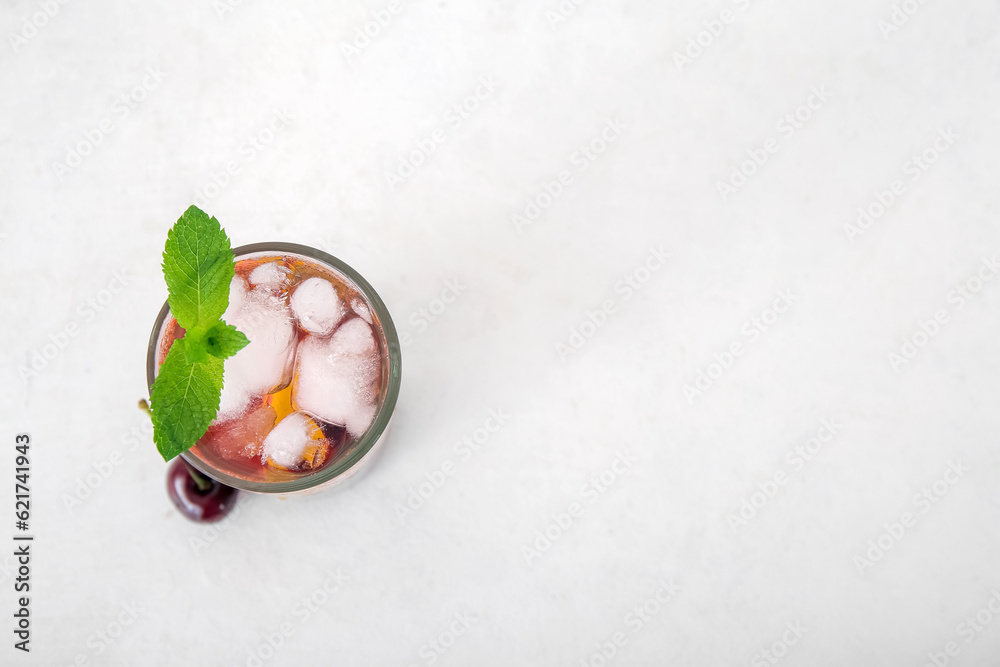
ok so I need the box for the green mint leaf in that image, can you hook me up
[182,320,247,364]
[149,205,247,462]
[202,321,250,359]
[162,205,235,332]
[183,335,209,366]
[150,337,225,461]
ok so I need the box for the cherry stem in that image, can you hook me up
[186,465,214,493]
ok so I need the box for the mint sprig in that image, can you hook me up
[150,206,249,461]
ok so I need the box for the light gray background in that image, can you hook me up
[2,0,999,665]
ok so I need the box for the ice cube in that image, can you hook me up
[261,412,330,471]
[222,275,248,324]
[216,284,298,422]
[292,318,381,437]
[351,297,373,324]
[290,277,345,336]
[200,401,277,462]
[249,261,291,292]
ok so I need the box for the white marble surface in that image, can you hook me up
[2,0,1000,665]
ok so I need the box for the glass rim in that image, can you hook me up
[145,242,402,494]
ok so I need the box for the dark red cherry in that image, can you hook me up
[166,458,238,523]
